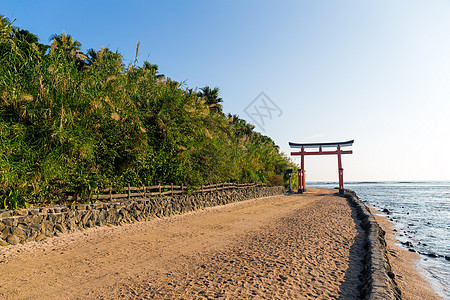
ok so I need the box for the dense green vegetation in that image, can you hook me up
[0,16,294,209]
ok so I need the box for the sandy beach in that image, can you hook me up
[368,207,441,300]
[0,188,438,299]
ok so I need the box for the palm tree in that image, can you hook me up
[0,15,14,42]
[85,48,98,64]
[143,61,159,76]
[198,86,223,113]
[49,32,86,61]
[228,114,254,138]
[0,17,48,63]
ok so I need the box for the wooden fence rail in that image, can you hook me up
[66,182,263,202]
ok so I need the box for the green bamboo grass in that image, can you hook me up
[0,16,294,208]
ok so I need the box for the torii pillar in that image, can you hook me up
[289,140,354,194]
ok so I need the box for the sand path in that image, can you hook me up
[0,188,365,299]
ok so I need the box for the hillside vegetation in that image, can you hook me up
[0,16,293,209]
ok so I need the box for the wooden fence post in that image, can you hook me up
[158,183,161,196]
[109,187,112,201]
[127,183,130,200]
[142,184,146,197]
[171,183,174,196]
[181,184,184,194]
[201,184,203,194]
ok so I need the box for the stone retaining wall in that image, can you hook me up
[344,190,402,300]
[0,186,285,246]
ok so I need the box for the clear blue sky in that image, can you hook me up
[3,0,450,181]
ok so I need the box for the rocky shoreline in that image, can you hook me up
[381,208,450,262]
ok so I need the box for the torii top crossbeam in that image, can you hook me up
[289,140,354,194]
[289,140,354,149]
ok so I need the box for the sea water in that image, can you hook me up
[310,181,450,299]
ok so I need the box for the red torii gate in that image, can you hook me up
[289,140,354,194]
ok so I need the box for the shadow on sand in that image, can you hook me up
[337,197,367,300]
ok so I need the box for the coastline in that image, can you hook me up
[312,181,449,299]
[0,187,440,298]
[368,206,441,300]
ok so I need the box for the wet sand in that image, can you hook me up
[368,207,441,300]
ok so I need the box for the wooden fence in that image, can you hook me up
[66,182,263,202]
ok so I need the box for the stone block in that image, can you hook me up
[28,209,40,216]
[93,203,105,210]
[35,232,46,242]
[45,223,54,237]
[97,211,106,223]
[0,210,11,218]
[96,218,103,227]
[30,224,43,235]
[81,211,92,226]
[31,214,44,224]
[54,224,66,234]
[7,235,19,245]
[1,226,10,239]
[2,218,18,227]
[14,209,29,216]
[55,214,63,224]
[91,210,99,219]
[18,223,29,230]
[26,231,38,242]
[72,213,81,224]
[24,215,35,224]
[12,227,26,240]
[70,218,78,229]
[46,214,54,222]
[17,216,28,224]
[77,204,88,210]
